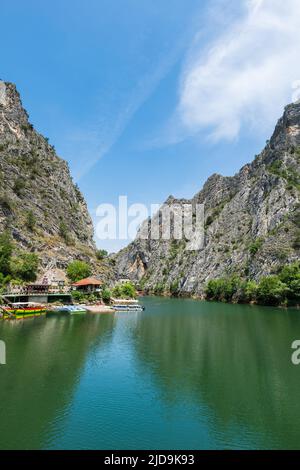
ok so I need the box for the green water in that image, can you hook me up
[0,297,300,450]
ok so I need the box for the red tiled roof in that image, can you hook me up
[72,277,103,287]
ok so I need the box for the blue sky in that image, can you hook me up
[1,0,300,252]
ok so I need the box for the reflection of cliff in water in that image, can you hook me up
[131,298,300,449]
[0,314,115,449]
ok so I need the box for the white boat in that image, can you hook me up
[68,306,87,315]
[51,305,87,315]
[111,298,145,312]
[112,304,144,312]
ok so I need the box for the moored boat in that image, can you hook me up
[51,305,87,315]
[111,298,145,312]
[69,306,87,315]
[2,302,47,319]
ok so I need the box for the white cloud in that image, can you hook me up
[72,18,199,183]
[178,0,300,141]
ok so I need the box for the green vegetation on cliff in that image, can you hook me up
[66,260,92,282]
[0,231,39,288]
[112,282,137,299]
[205,262,300,307]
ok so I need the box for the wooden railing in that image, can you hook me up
[3,287,72,295]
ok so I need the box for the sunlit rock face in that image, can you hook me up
[0,81,7,106]
[114,103,300,295]
[0,81,96,270]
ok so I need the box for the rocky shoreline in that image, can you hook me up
[114,102,300,297]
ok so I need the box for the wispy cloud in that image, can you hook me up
[72,18,201,183]
[177,0,300,141]
[74,45,182,181]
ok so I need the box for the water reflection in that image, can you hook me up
[1,299,300,450]
[131,298,300,449]
[0,314,115,449]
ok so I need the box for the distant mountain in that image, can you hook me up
[0,81,97,272]
[114,102,300,296]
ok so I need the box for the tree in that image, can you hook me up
[205,279,220,300]
[204,263,300,306]
[96,249,108,260]
[235,280,257,303]
[112,282,136,299]
[279,262,300,285]
[26,210,36,231]
[205,276,242,303]
[279,262,300,302]
[66,261,91,282]
[59,221,68,240]
[243,280,258,302]
[0,231,13,276]
[102,288,111,303]
[0,273,11,290]
[170,280,180,297]
[111,284,122,298]
[121,282,137,299]
[10,253,39,282]
[13,177,26,196]
[257,276,288,306]
[71,290,85,302]
[154,283,165,295]
[249,238,264,256]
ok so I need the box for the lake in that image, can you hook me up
[0,297,300,450]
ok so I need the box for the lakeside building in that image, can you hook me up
[2,276,103,306]
[72,278,103,294]
[3,267,71,305]
[3,283,72,305]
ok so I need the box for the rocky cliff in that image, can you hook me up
[115,102,300,296]
[0,81,97,272]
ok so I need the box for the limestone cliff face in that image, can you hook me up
[115,102,300,295]
[0,81,96,270]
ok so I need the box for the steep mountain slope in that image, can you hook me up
[0,81,96,271]
[115,102,300,296]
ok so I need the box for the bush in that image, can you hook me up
[279,262,300,285]
[205,279,221,301]
[87,294,98,303]
[0,232,39,283]
[66,261,91,282]
[279,262,300,302]
[102,288,111,303]
[154,283,165,295]
[257,276,288,306]
[59,221,74,246]
[122,282,136,298]
[59,221,68,240]
[170,280,180,296]
[249,238,264,256]
[111,284,122,298]
[96,249,108,260]
[0,193,13,212]
[205,263,300,307]
[0,273,11,289]
[71,290,85,302]
[13,178,26,196]
[235,280,257,303]
[10,253,39,282]
[293,232,300,250]
[205,276,242,303]
[26,210,36,231]
[112,282,136,299]
[243,280,258,302]
[0,231,13,276]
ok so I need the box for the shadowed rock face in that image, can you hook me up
[0,81,96,269]
[114,103,300,295]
